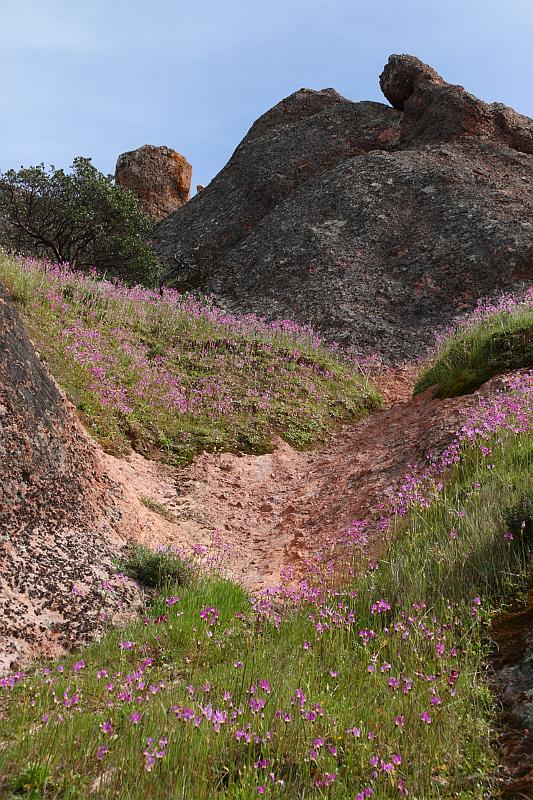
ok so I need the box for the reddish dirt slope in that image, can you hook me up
[154,369,484,590]
[0,355,503,671]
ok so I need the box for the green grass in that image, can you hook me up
[115,544,196,590]
[139,497,179,524]
[0,408,531,798]
[0,253,380,464]
[415,299,533,398]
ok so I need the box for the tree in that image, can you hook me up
[0,157,159,284]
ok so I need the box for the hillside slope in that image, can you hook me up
[0,255,377,670]
[1,362,530,797]
[0,256,532,797]
[153,54,533,361]
[2,256,530,676]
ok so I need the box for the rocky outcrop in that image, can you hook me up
[115,145,192,221]
[491,590,533,796]
[153,56,533,361]
[0,284,90,533]
[380,54,533,151]
[0,284,141,671]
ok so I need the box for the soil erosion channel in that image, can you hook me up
[107,369,485,590]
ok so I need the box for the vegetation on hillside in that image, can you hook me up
[0,159,158,284]
[0,362,530,798]
[415,291,533,398]
[0,254,380,463]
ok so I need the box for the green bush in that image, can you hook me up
[0,158,158,285]
[116,544,196,589]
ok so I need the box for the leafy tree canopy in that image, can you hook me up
[0,157,158,284]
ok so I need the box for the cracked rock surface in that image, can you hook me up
[153,54,533,361]
[0,285,142,672]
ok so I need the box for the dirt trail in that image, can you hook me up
[104,367,483,590]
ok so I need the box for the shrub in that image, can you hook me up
[116,544,195,589]
[0,158,158,285]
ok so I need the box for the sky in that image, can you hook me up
[1,0,532,190]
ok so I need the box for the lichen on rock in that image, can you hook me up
[152,55,533,362]
[115,144,192,221]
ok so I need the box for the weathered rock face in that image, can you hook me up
[0,284,89,533]
[491,589,533,794]
[153,56,533,361]
[380,54,533,151]
[0,285,141,671]
[115,145,192,221]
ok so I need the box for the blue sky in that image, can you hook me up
[1,0,532,189]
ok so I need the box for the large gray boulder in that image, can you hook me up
[152,56,533,361]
